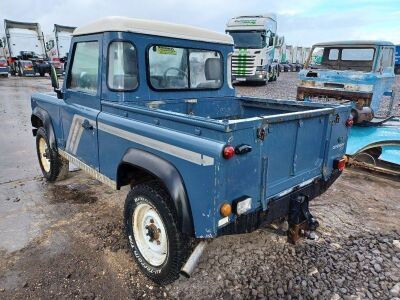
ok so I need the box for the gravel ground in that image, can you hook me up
[0,75,399,300]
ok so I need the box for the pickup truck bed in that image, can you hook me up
[64,96,349,236]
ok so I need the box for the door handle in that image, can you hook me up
[81,119,93,130]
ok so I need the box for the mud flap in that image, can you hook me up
[287,195,319,244]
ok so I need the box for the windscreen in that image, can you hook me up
[227,31,266,49]
[308,46,375,72]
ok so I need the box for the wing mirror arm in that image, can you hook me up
[50,65,63,99]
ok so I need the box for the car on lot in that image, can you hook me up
[30,16,351,284]
[0,57,9,77]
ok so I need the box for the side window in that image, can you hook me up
[381,47,394,68]
[67,41,99,94]
[328,49,338,60]
[47,40,55,50]
[147,45,223,90]
[107,41,138,91]
[148,46,188,89]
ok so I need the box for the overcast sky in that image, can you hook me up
[1,0,399,46]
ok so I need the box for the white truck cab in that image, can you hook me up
[226,14,283,84]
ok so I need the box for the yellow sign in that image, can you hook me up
[156,46,177,55]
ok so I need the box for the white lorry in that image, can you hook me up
[4,19,50,76]
[226,14,283,84]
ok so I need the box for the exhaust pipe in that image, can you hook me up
[180,240,207,278]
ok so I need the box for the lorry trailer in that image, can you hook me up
[4,19,50,76]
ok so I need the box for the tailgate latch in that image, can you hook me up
[257,128,266,140]
[257,124,270,141]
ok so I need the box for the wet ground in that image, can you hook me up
[0,74,399,299]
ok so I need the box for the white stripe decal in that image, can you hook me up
[97,122,215,166]
[66,115,84,154]
[66,115,96,155]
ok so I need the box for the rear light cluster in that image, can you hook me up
[222,144,252,159]
[222,145,235,159]
[52,58,62,69]
[0,61,7,67]
[334,157,346,171]
[345,118,354,127]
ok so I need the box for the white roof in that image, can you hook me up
[73,16,233,45]
[226,14,277,31]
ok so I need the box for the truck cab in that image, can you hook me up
[226,14,283,83]
[297,41,396,115]
[31,16,351,284]
[4,19,51,76]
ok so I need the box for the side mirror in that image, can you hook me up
[277,36,285,48]
[269,36,274,47]
[50,65,63,99]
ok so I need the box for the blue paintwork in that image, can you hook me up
[299,41,395,112]
[395,45,400,66]
[380,145,400,165]
[346,119,400,164]
[31,31,351,238]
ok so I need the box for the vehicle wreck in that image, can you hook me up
[297,40,400,174]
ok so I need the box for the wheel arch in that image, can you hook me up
[117,148,194,236]
[31,107,57,149]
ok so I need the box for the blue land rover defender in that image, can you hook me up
[31,17,351,284]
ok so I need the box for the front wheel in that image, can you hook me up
[124,181,189,285]
[36,127,69,182]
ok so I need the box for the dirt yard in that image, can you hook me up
[0,74,399,299]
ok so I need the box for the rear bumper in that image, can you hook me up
[217,170,341,236]
[297,86,373,102]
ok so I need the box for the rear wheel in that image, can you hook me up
[36,127,69,182]
[124,181,190,285]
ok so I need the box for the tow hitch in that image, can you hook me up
[287,195,319,244]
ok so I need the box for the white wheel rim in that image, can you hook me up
[132,200,168,266]
[38,137,50,172]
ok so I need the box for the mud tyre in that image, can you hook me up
[124,181,189,285]
[36,127,69,182]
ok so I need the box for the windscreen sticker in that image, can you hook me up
[156,46,177,55]
[234,19,257,25]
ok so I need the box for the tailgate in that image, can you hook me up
[259,107,348,208]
